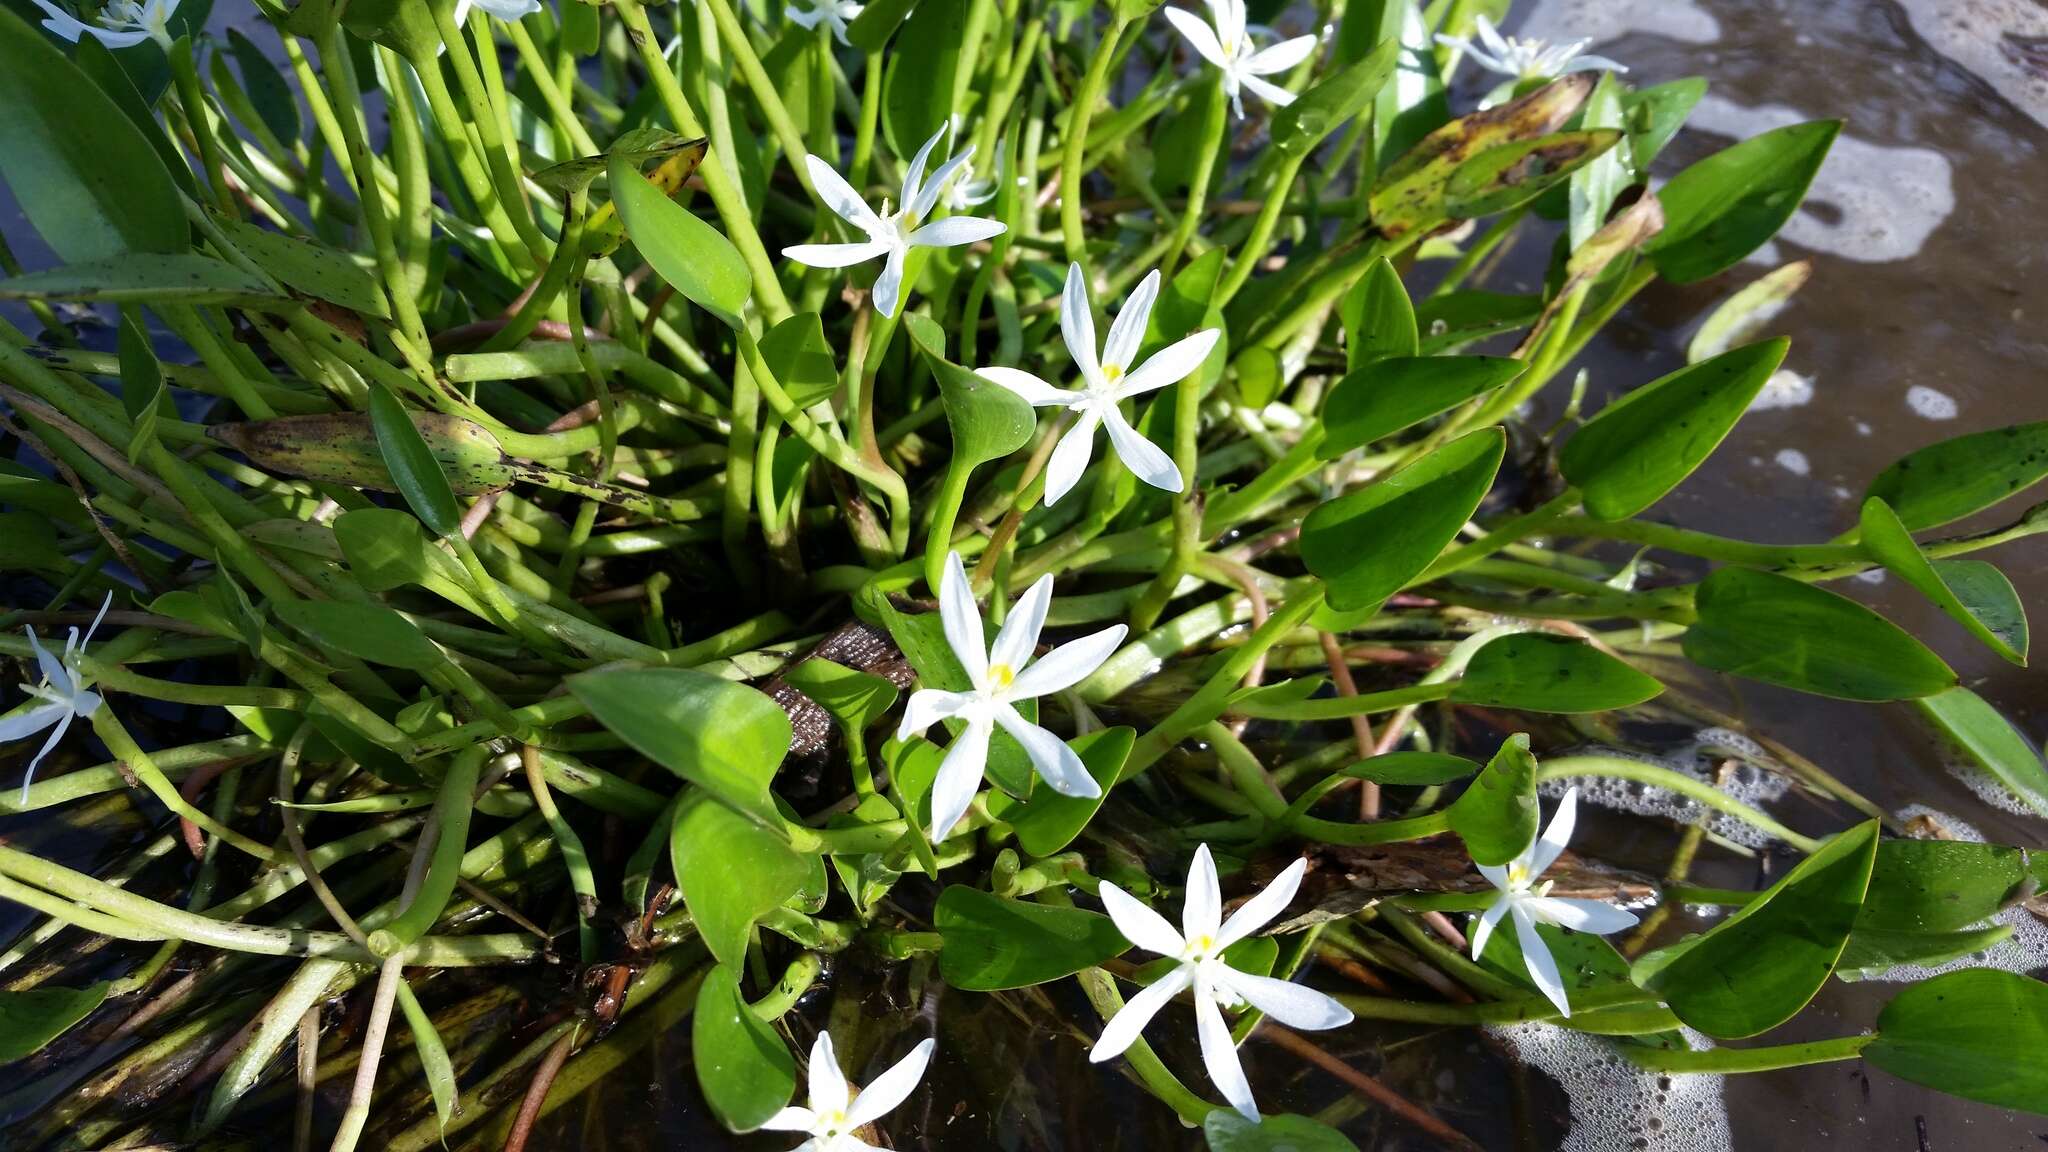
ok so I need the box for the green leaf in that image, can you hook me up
[0,255,286,308]
[869,599,1037,797]
[1371,74,1593,239]
[759,312,840,409]
[569,667,794,827]
[934,886,1130,991]
[1452,633,1664,713]
[1270,37,1399,158]
[1204,1110,1358,1151]
[1337,751,1478,786]
[392,981,457,1136]
[1317,355,1523,458]
[1619,77,1706,176]
[1859,498,2026,664]
[1686,261,1811,364]
[209,412,517,497]
[846,0,917,52]
[334,508,471,601]
[984,727,1133,856]
[532,131,705,199]
[1414,290,1541,356]
[1338,258,1417,373]
[908,314,1035,467]
[671,794,819,969]
[1559,338,1788,520]
[1836,924,2015,981]
[116,309,166,464]
[780,658,900,736]
[1682,567,1955,701]
[1866,969,2048,1114]
[1646,119,1840,284]
[1931,560,2028,663]
[1632,821,1879,1038]
[1444,129,1623,220]
[692,964,798,1133]
[1856,840,2040,935]
[218,220,390,319]
[0,7,185,263]
[1301,428,1505,613]
[1863,421,2048,531]
[0,983,110,1062]
[74,37,196,201]
[1913,688,2048,817]
[1567,74,1630,251]
[227,27,301,144]
[368,384,464,540]
[272,600,444,672]
[607,154,751,326]
[880,0,962,156]
[1447,734,1539,868]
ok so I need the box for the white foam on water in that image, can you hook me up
[1852,569,1887,586]
[1773,448,1811,476]
[1947,761,2043,818]
[1749,369,1815,412]
[1685,97,1955,265]
[1517,0,1720,46]
[1894,0,2048,130]
[1545,731,1792,850]
[1489,1023,1732,1152]
[1905,384,1959,420]
[1844,805,2048,982]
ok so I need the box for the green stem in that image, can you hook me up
[1538,756,1823,853]
[1217,150,1311,306]
[1621,1034,1873,1074]
[1060,16,1131,264]
[366,746,486,956]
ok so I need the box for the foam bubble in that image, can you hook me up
[1545,731,1792,849]
[1488,1022,1732,1152]
[1905,384,1958,420]
[1946,761,2042,818]
[1772,448,1810,476]
[1894,0,2048,131]
[1517,0,1721,46]
[1748,369,1815,412]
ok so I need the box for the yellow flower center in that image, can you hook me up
[1102,363,1125,384]
[988,662,1016,690]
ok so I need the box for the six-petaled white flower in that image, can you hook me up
[1162,0,1320,118]
[1434,15,1625,84]
[455,0,543,22]
[3,594,111,802]
[761,1030,934,1152]
[895,551,1125,841]
[1471,785,1640,1017]
[30,0,180,50]
[977,263,1219,505]
[1092,844,1353,1122]
[784,125,1006,319]
[785,0,863,45]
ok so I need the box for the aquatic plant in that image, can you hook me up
[1,0,2045,1148]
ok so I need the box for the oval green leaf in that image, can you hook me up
[1447,734,1539,868]
[1338,257,1417,372]
[1913,687,2048,817]
[0,982,110,1062]
[392,981,458,1136]
[608,154,751,326]
[1645,119,1839,284]
[1559,338,1788,521]
[1204,1111,1358,1151]
[984,726,1133,857]
[1857,839,2040,936]
[0,255,285,308]
[759,312,841,409]
[273,599,445,672]
[219,220,390,319]
[908,314,1036,467]
[1271,36,1399,159]
[569,666,794,827]
[1318,355,1524,459]
[692,964,798,1133]
[671,794,819,969]
[1683,567,1955,701]
[934,886,1130,991]
[1866,968,2048,1114]
[1863,421,2048,532]
[1860,498,2026,664]
[1631,820,1878,1038]
[1453,633,1665,713]
[368,384,464,540]
[1444,129,1623,220]
[1301,427,1505,613]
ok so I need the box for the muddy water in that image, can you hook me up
[4,0,2047,1148]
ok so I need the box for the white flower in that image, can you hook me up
[1434,15,1625,83]
[455,0,543,22]
[976,263,1219,505]
[761,1030,934,1152]
[3,594,111,802]
[944,144,1005,213]
[1091,845,1353,1122]
[1471,786,1641,1018]
[1162,0,1320,118]
[894,552,1126,841]
[29,0,180,50]
[783,125,1006,319]
[785,0,863,45]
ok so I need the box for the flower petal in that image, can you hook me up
[976,367,1080,408]
[783,240,891,269]
[808,1030,851,1116]
[0,703,65,748]
[1474,13,1509,57]
[15,708,74,801]
[1008,624,1125,700]
[1523,896,1640,937]
[1216,856,1305,949]
[1182,843,1223,943]
[786,5,823,28]
[1090,964,1192,1062]
[82,25,154,48]
[29,0,90,42]
[929,714,993,840]
[989,574,1052,674]
[1529,785,1578,876]
[911,146,976,221]
[1103,409,1183,493]
[1101,270,1159,374]
[758,1105,818,1132]
[845,1037,934,1126]
[1214,968,1353,1030]
[1238,72,1297,108]
[80,591,112,650]
[1041,412,1100,506]
[1195,987,1258,1121]
[1058,263,1101,383]
[1098,882,1186,957]
[1469,896,1512,959]
[1476,861,1512,892]
[1116,328,1219,399]
[1512,903,1572,1018]
[1561,54,1627,74]
[900,122,947,217]
[906,216,1006,249]
[1243,33,1318,76]
[25,629,67,697]
[1207,0,1245,51]
[938,551,988,686]
[872,243,908,318]
[472,0,542,18]
[805,154,879,228]
[896,688,975,740]
[1162,6,1228,70]
[992,706,1099,799]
